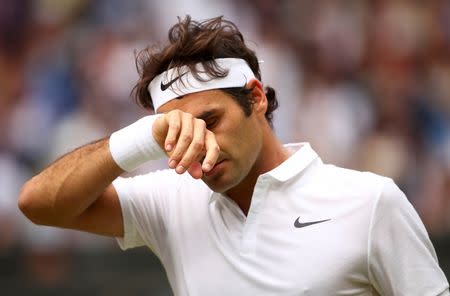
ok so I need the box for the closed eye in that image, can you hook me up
[205,117,218,129]
[197,110,220,129]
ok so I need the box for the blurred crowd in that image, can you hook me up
[0,0,449,290]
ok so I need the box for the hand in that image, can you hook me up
[152,110,220,179]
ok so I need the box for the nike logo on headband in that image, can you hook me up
[150,58,256,111]
[160,72,187,91]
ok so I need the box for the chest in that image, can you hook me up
[169,188,373,295]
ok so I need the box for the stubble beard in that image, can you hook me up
[202,160,244,193]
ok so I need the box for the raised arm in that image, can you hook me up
[18,138,125,236]
[18,111,219,237]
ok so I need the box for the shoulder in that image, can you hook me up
[323,164,386,185]
[308,163,389,200]
[312,164,415,223]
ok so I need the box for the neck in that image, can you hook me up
[225,128,290,215]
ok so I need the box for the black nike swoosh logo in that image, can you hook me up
[160,72,188,91]
[294,216,330,228]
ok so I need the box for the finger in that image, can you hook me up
[152,115,170,150]
[202,130,220,172]
[165,111,182,153]
[176,119,206,173]
[170,113,194,172]
[187,161,203,179]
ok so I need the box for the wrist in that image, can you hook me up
[109,114,165,172]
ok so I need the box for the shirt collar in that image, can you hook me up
[262,142,319,182]
[208,142,319,204]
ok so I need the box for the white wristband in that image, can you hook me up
[109,114,166,172]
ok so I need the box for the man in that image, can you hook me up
[19,16,449,295]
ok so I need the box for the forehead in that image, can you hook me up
[156,89,231,116]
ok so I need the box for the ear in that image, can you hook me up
[246,79,267,116]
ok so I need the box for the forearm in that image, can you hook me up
[19,138,123,225]
[18,110,220,233]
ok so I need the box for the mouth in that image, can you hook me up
[204,159,227,177]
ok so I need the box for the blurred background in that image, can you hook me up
[1,0,449,295]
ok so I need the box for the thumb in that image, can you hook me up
[187,161,203,179]
[152,114,170,152]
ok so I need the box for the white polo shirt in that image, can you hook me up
[113,143,449,295]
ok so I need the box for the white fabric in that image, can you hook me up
[148,58,256,111]
[113,143,449,295]
[109,114,165,172]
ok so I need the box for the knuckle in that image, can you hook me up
[192,141,204,150]
[170,122,181,130]
[181,155,193,164]
[171,149,184,159]
[168,109,179,117]
[171,151,182,160]
[180,134,192,143]
[165,134,176,143]
[179,155,194,167]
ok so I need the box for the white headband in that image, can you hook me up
[148,58,256,111]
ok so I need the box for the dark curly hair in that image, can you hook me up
[132,15,279,127]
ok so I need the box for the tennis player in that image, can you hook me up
[19,16,449,295]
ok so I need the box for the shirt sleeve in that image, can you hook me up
[112,169,182,259]
[368,178,449,295]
